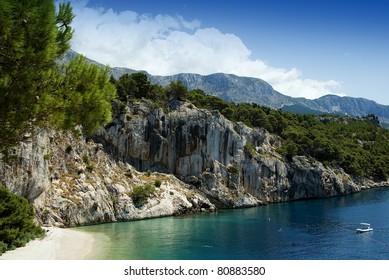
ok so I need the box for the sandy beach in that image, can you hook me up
[0,227,96,260]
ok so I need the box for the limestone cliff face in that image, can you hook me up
[96,100,364,208]
[0,128,214,227]
[1,99,383,227]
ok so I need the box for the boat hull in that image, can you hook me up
[356,228,373,233]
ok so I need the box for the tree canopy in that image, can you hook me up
[0,0,116,151]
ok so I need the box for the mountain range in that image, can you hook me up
[64,50,389,125]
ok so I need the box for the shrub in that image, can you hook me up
[0,241,8,254]
[0,187,45,255]
[131,185,156,207]
[154,180,162,188]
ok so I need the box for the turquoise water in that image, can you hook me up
[78,188,389,260]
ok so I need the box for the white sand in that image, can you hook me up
[0,227,96,260]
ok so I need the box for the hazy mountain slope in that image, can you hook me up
[296,95,389,123]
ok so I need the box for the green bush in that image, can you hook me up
[131,185,156,207]
[0,241,8,254]
[0,187,45,255]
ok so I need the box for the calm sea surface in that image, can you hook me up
[77,188,389,260]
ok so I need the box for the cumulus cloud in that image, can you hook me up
[69,1,342,100]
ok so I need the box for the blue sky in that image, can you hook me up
[66,0,389,105]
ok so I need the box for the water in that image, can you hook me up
[78,188,389,260]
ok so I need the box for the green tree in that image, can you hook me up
[0,0,116,151]
[40,55,117,135]
[131,72,150,99]
[115,72,151,101]
[283,139,298,160]
[168,80,187,100]
[116,74,137,102]
[0,0,73,150]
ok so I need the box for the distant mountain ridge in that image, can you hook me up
[297,95,389,122]
[63,50,389,125]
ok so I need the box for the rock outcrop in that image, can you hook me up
[96,99,367,207]
[1,99,386,227]
[0,127,215,227]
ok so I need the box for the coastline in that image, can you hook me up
[0,227,99,260]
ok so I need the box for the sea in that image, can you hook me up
[77,187,389,260]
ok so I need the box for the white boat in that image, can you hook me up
[356,223,373,233]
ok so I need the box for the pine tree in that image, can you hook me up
[0,0,116,151]
[41,55,117,135]
[0,0,72,149]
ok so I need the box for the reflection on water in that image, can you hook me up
[78,188,389,260]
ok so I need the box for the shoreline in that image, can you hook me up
[0,227,98,260]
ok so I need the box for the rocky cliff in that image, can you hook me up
[95,99,370,207]
[0,127,215,227]
[1,99,384,227]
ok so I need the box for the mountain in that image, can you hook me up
[150,73,297,108]
[296,95,389,123]
[63,50,389,125]
[147,70,389,125]
[108,67,296,108]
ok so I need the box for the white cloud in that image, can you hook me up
[69,1,343,100]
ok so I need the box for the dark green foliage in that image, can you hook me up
[55,2,74,56]
[0,0,116,152]
[0,0,72,150]
[0,187,45,255]
[131,185,156,207]
[281,139,298,160]
[43,55,117,135]
[112,72,152,102]
[167,80,187,100]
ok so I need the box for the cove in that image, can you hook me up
[77,187,389,260]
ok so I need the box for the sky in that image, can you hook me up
[65,0,389,105]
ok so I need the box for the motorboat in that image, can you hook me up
[356,223,373,233]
